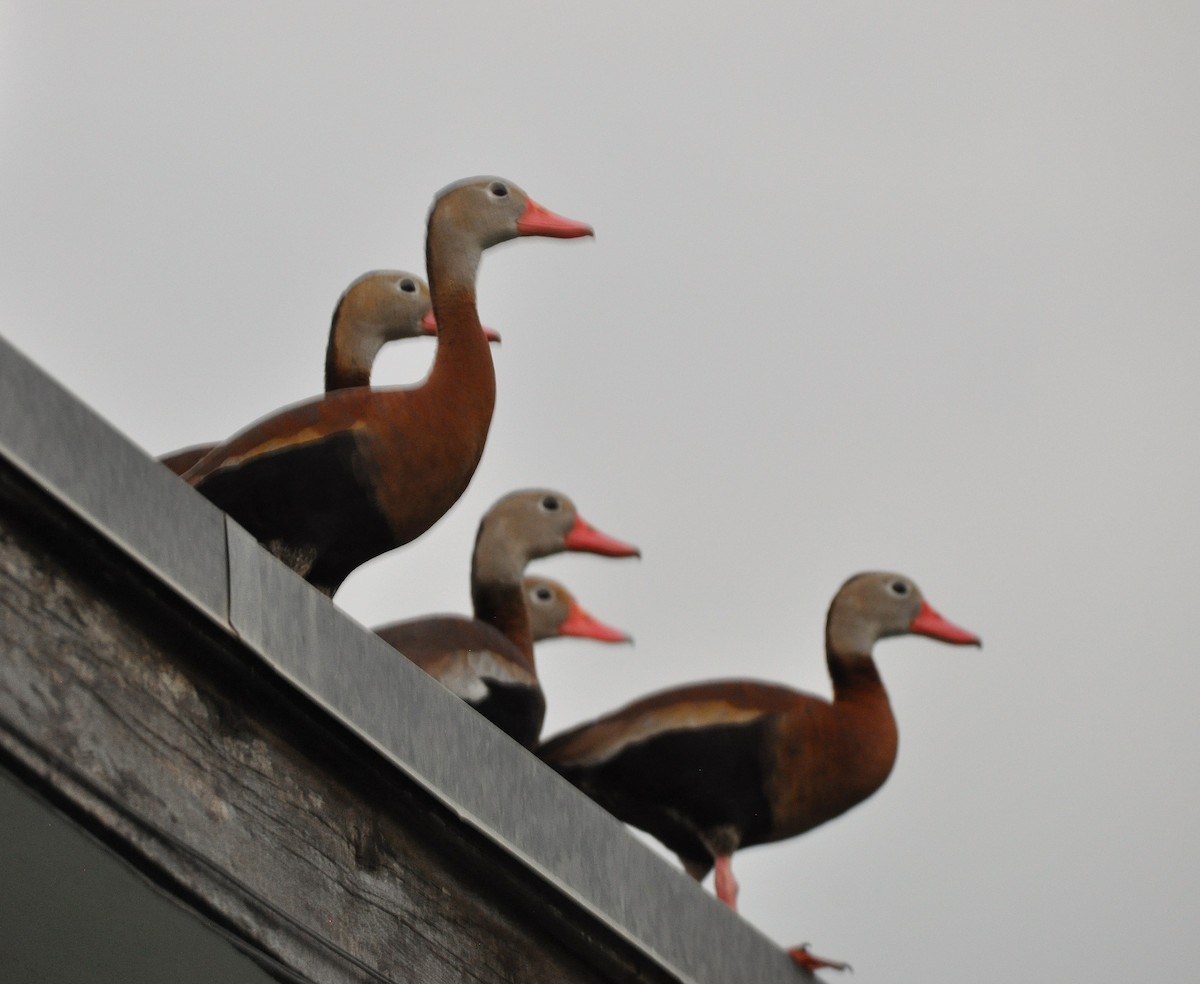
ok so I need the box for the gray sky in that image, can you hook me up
[2,4,1197,981]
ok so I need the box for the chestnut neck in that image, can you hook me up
[823,630,900,823]
[472,580,535,672]
[827,649,888,702]
[469,515,537,672]
[825,612,889,704]
[323,291,383,391]
[324,349,375,391]
[423,213,496,419]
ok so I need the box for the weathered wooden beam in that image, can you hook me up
[0,334,816,984]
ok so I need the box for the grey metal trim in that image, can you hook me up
[0,333,814,984]
[0,335,229,624]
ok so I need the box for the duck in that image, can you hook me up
[321,267,501,389]
[373,489,637,747]
[537,571,980,972]
[525,574,632,645]
[160,270,501,476]
[183,179,592,595]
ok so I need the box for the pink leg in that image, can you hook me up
[788,944,852,974]
[713,854,739,910]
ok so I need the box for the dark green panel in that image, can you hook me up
[0,768,277,983]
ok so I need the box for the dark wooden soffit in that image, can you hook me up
[0,334,816,984]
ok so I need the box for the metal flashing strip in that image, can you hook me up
[0,336,229,625]
[0,333,813,984]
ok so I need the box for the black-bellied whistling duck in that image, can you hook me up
[537,571,980,973]
[525,574,632,644]
[373,489,637,747]
[183,179,592,595]
[325,269,435,390]
[322,268,502,390]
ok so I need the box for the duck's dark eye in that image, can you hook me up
[541,495,560,511]
[399,278,416,293]
[889,581,909,596]
[534,587,553,602]
[489,181,509,198]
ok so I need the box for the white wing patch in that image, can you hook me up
[436,650,537,702]
[561,700,765,767]
[203,418,371,473]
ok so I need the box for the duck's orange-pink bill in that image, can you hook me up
[516,198,594,238]
[908,601,981,646]
[563,515,639,558]
[557,602,631,643]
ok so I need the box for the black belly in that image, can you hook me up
[474,682,546,749]
[548,719,776,872]
[196,432,395,593]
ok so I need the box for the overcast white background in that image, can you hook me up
[2,4,1198,982]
